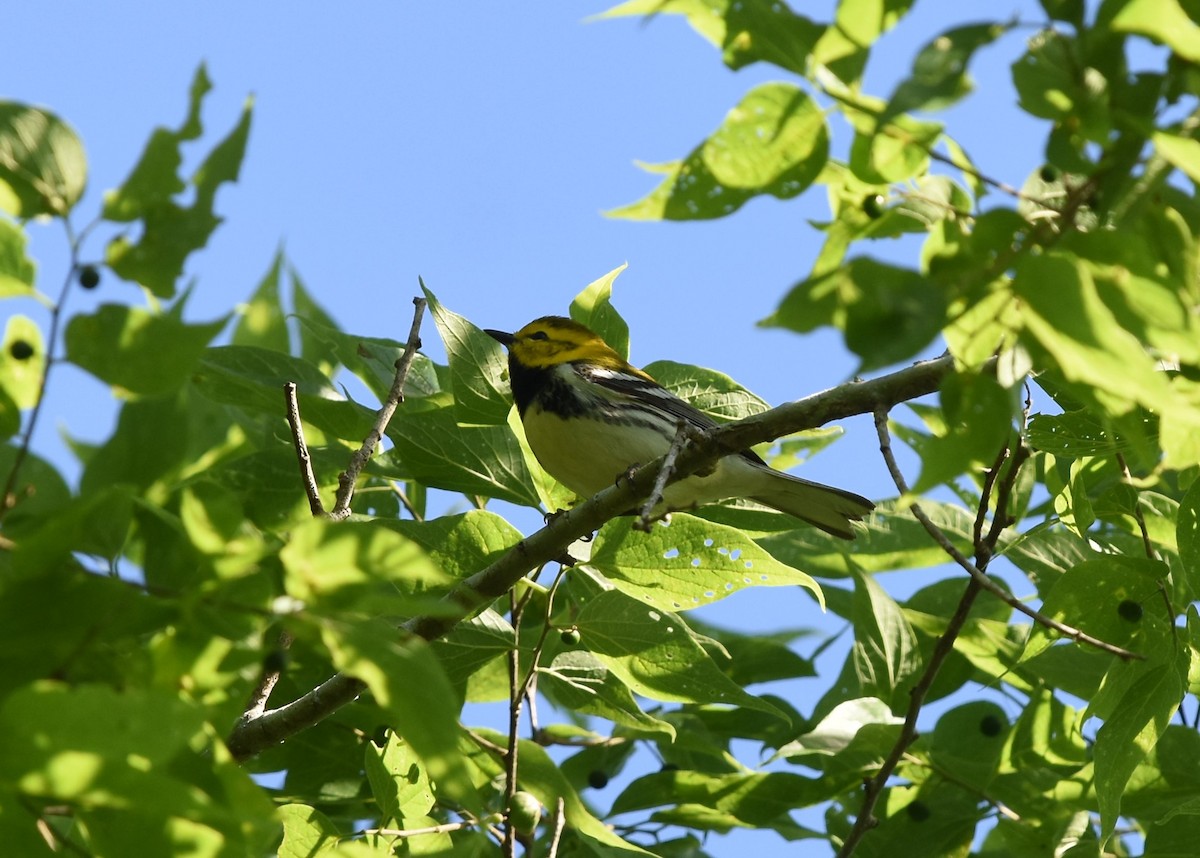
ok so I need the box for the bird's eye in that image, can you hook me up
[528,331,549,341]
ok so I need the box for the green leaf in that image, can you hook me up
[538,650,677,737]
[383,404,542,507]
[381,510,523,579]
[1179,480,1200,585]
[0,218,35,297]
[1112,0,1200,63]
[1153,129,1200,184]
[1013,253,1176,415]
[365,732,436,824]
[281,518,453,619]
[928,701,1008,788]
[777,697,902,760]
[0,101,87,217]
[0,446,70,539]
[0,683,276,852]
[570,263,631,360]
[104,65,253,298]
[850,572,922,709]
[720,0,824,75]
[422,285,511,426]
[232,247,291,353]
[194,345,376,442]
[588,513,823,612]
[912,372,1015,492]
[766,257,947,371]
[293,316,440,404]
[1011,30,1110,142]
[849,114,942,184]
[569,571,787,718]
[642,361,768,422]
[318,617,479,814]
[467,729,653,855]
[611,769,835,821]
[430,608,515,692]
[1095,660,1187,841]
[883,23,1010,120]
[1021,557,1167,662]
[609,83,828,221]
[0,314,45,408]
[66,304,228,396]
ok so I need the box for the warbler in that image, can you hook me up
[485,316,874,539]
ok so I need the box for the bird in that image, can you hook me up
[485,316,874,539]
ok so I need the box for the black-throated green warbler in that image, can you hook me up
[486,316,874,539]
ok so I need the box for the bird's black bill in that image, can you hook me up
[485,329,514,347]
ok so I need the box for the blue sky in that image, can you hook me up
[5,1,1061,853]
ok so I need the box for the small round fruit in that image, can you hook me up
[587,770,609,789]
[862,194,885,218]
[9,340,34,361]
[560,627,581,646]
[1117,600,1143,622]
[905,800,931,822]
[508,791,542,836]
[979,714,1003,737]
[1039,164,1059,183]
[78,265,101,290]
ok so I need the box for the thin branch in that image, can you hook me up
[227,353,971,761]
[331,295,427,519]
[366,817,497,839]
[285,383,325,516]
[872,408,1140,660]
[241,630,295,722]
[0,219,85,526]
[840,424,1029,857]
[503,590,526,858]
[1115,452,1158,563]
[547,797,567,858]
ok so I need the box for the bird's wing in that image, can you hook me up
[579,364,770,465]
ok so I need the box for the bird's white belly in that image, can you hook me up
[521,406,762,508]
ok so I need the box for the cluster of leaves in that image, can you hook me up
[5,1,1200,857]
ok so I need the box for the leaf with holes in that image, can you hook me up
[587,513,823,612]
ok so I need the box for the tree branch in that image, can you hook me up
[227,353,965,761]
[331,295,427,519]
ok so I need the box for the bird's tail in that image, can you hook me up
[751,474,875,539]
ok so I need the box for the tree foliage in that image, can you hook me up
[4,2,1200,855]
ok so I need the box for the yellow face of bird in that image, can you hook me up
[505,316,629,371]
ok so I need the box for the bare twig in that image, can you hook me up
[241,630,295,722]
[634,419,694,531]
[840,423,1029,857]
[547,797,567,858]
[503,590,527,857]
[0,219,89,525]
[285,382,325,516]
[872,408,1140,660]
[366,818,494,839]
[227,353,970,761]
[331,295,427,519]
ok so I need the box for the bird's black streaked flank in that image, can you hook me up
[486,316,874,539]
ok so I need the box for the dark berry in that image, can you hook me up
[1117,600,1143,622]
[862,194,885,218]
[9,340,34,361]
[78,265,101,289]
[906,800,931,822]
[1039,165,1059,183]
[587,770,609,789]
[979,714,1004,737]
